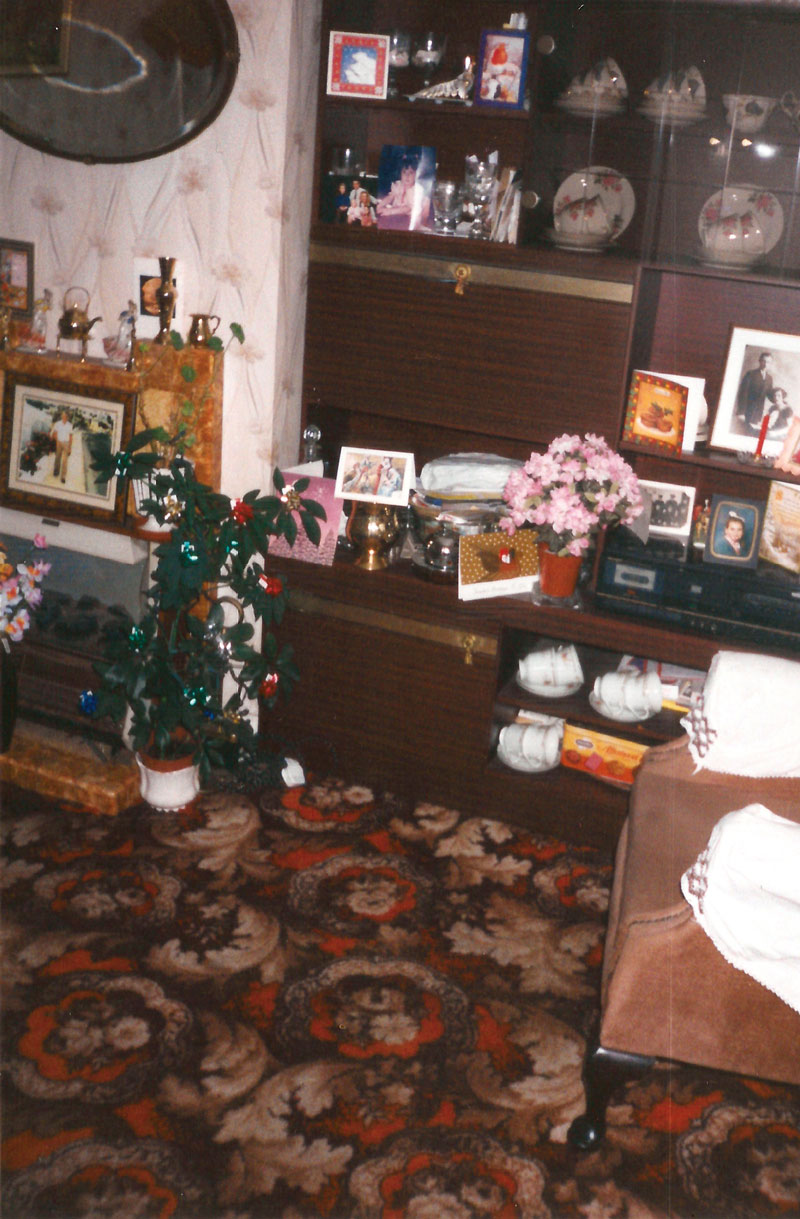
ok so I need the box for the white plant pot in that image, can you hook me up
[136,752,200,811]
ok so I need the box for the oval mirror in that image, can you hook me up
[0,0,239,163]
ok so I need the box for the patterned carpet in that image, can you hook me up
[2,776,799,1218]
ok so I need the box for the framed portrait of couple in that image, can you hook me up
[711,326,800,459]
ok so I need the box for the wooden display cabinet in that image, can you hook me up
[266,0,800,850]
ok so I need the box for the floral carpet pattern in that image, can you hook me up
[2,776,799,1219]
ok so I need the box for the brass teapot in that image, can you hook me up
[56,287,102,360]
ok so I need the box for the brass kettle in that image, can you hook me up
[56,287,102,360]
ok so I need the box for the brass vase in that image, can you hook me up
[347,503,399,570]
[154,256,177,343]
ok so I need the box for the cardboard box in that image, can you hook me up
[561,723,650,787]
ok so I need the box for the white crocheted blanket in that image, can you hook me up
[682,803,800,1015]
[681,650,800,777]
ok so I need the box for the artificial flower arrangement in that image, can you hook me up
[500,432,643,556]
[84,427,325,783]
[1,534,50,645]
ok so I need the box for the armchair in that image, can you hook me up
[569,733,800,1149]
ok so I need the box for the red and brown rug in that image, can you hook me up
[2,776,799,1218]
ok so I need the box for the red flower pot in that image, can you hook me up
[537,545,583,600]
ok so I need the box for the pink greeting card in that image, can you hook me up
[268,474,344,566]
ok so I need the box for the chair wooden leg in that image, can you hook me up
[568,1043,654,1150]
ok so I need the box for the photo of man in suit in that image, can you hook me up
[735,350,774,430]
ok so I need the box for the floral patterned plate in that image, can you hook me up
[697,184,783,263]
[552,167,635,243]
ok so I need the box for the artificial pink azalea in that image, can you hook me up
[5,608,30,641]
[501,433,642,556]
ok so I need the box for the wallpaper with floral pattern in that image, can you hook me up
[0,1,321,493]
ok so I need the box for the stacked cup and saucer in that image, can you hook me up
[589,670,662,722]
[517,643,584,698]
[638,66,706,126]
[497,715,564,774]
[555,57,628,118]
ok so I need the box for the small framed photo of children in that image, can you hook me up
[711,326,800,458]
[320,174,379,227]
[623,371,688,453]
[475,29,530,108]
[639,479,696,542]
[335,446,415,507]
[376,145,435,232]
[703,495,764,568]
[327,32,389,99]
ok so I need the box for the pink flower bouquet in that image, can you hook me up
[501,433,643,556]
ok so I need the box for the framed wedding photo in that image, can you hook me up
[475,29,530,108]
[0,373,135,524]
[622,371,688,453]
[327,32,389,99]
[711,326,800,459]
[703,494,764,569]
[0,238,34,318]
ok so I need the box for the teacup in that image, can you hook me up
[593,671,662,718]
[722,93,776,134]
[554,194,613,240]
[500,721,562,768]
[518,644,583,689]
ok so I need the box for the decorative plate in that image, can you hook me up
[697,184,783,258]
[553,167,635,242]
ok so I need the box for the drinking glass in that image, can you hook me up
[432,180,464,235]
[412,32,446,88]
[464,156,497,239]
[387,31,411,98]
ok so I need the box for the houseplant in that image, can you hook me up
[83,427,325,805]
[0,533,50,751]
[500,432,643,600]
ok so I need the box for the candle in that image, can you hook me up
[755,411,770,457]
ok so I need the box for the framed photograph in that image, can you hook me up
[335,446,415,506]
[0,238,34,318]
[0,373,135,524]
[759,480,800,574]
[622,370,688,453]
[711,326,800,458]
[703,494,764,568]
[320,173,379,227]
[327,32,389,99]
[376,145,435,232]
[639,479,696,541]
[475,29,530,108]
[0,1,71,75]
[133,256,176,340]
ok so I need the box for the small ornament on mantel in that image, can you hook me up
[154,256,178,343]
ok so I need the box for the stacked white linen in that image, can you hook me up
[682,803,800,1014]
[681,650,800,777]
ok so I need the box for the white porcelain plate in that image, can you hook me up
[553,167,635,242]
[697,184,784,259]
[518,674,583,698]
[588,691,655,723]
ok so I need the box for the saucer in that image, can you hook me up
[545,228,611,253]
[637,100,705,127]
[588,691,656,722]
[497,738,560,773]
[555,95,625,118]
[518,674,582,698]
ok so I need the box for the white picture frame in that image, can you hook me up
[711,326,800,458]
[335,446,415,506]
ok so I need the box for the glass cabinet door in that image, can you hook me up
[529,1,800,277]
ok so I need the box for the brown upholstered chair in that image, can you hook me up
[569,734,800,1149]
